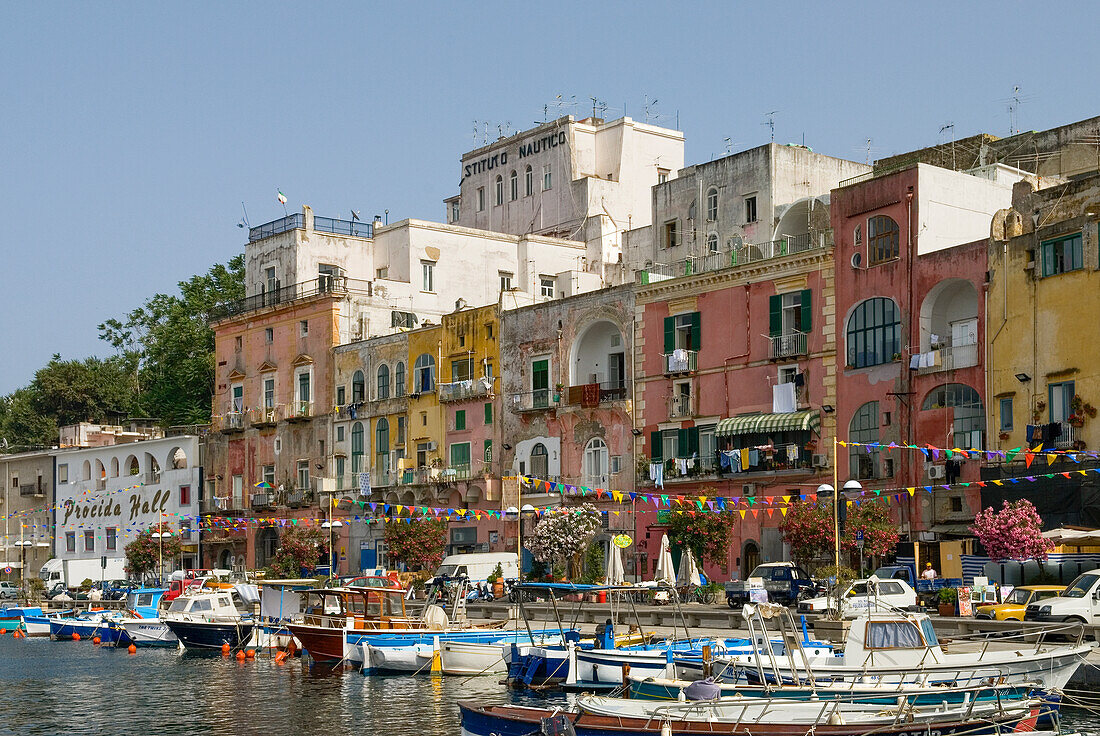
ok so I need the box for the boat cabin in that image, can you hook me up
[125,588,167,619]
[841,612,944,667]
[299,588,419,630]
[164,590,247,622]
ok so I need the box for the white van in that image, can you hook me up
[435,553,519,585]
[1024,571,1100,624]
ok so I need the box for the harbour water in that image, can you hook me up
[2,635,1099,736]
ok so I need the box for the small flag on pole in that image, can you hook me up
[277,190,288,205]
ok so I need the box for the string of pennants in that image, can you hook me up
[838,439,1096,470]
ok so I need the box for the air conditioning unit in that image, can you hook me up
[812,454,828,468]
[741,483,756,495]
[427,441,438,451]
[927,465,946,480]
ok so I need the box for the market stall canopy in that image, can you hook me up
[1042,527,1100,545]
[715,410,820,437]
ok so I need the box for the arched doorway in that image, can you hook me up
[255,527,279,569]
[742,541,761,579]
[218,549,232,570]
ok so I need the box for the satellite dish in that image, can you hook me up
[351,210,361,222]
[730,235,743,250]
[851,253,863,269]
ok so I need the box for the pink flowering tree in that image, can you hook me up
[970,499,1053,562]
[526,503,602,579]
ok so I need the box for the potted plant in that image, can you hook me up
[811,565,857,642]
[487,562,505,599]
[937,587,958,617]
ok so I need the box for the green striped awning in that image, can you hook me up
[715,410,820,437]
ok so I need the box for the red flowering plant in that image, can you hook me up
[125,528,183,578]
[970,499,1052,562]
[526,503,602,579]
[269,525,328,578]
[779,501,835,566]
[384,517,447,572]
[842,500,898,560]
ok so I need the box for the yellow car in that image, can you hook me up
[974,585,1065,621]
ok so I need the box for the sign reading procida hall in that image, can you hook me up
[61,488,172,525]
[463,130,567,179]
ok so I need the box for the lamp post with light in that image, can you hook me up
[504,503,536,581]
[16,523,32,603]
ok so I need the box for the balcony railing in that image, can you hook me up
[563,381,629,407]
[220,412,246,432]
[916,342,979,374]
[247,213,373,243]
[1054,422,1077,450]
[210,275,349,322]
[663,350,697,374]
[769,331,808,359]
[639,231,830,285]
[285,400,314,421]
[669,393,693,419]
[285,490,306,508]
[251,493,273,510]
[438,380,492,403]
[249,406,281,427]
[511,389,555,412]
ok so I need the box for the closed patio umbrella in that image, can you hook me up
[653,534,675,585]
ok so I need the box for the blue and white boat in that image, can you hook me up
[111,588,174,647]
[6,607,71,637]
[360,627,565,674]
[49,610,121,640]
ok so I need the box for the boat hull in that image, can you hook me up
[49,617,115,639]
[285,624,350,663]
[459,702,1040,736]
[120,619,178,647]
[165,620,254,651]
[440,641,510,675]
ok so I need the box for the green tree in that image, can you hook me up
[99,254,245,425]
[0,387,56,450]
[842,500,899,561]
[779,501,835,565]
[667,508,736,567]
[269,525,328,578]
[124,528,183,579]
[384,518,447,571]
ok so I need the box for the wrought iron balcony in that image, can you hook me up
[562,381,630,407]
[663,350,697,374]
[511,389,556,412]
[638,231,830,285]
[916,342,979,374]
[249,406,281,427]
[438,379,492,403]
[769,331,808,359]
[285,400,314,422]
[220,412,246,433]
[669,393,693,419]
[247,213,373,243]
[210,274,349,322]
[251,493,273,511]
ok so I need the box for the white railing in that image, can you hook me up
[438,380,491,402]
[639,231,829,285]
[669,394,693,419]
[769,331,808,359]
[1054,422,1076,450]
[917,343,979,373]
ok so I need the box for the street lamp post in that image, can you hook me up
[151,515,173,585]
[504,503,536,581]
[16,523,32,603]
[322,520,343,577]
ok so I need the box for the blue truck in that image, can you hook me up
[873,565,962,605]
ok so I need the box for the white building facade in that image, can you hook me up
[53,435,203,571]
[446,115,685,283]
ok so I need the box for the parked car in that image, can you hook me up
[798,577,919,618]
[975,585,1064,621]
[1025,572,1100,624]
[724,563,814,608]
[0,581,20,599]
[103,579,141,600]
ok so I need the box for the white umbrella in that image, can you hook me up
[676,548,702,588]
[653,534,675,584]
[606,543,625,586]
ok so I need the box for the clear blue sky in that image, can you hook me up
[1,2,1095,394]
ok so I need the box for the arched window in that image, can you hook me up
[351,422,364,473]
[509,170,518,201]
[706,233,719,253]
[530,443,549,479]
[352,370,365,403]
[524,165,533,196]
[868,215,899,264]
[494,175,503,206]
[376,418,390,461]
[583,437,609,487]
[413,354,435,393]
[923,383,985,449]
[846,298,900,368]
[705,187,718,221]
[394,361,406,397]
[848,401,879,480]
[376,364,390,400]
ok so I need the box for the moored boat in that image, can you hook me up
[162,589,254,651]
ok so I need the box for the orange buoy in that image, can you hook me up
[245,649,255,659]
[274,651,288,664]
[11,630,21,639]
[287,641,297,656]
[127,644,137,654]
[92,636,101,645]
[235,650,246,661]
[221,643,231,655]
[72,633,81,641]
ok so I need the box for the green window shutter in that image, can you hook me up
[663,316,675,353]
[484,402,493,424]
[688,427,700,456]
[651,431,663,460]
[483,439,492,462]
[690,312,701,351]
[800,289,812,333]
[677,428,689,457]
[455,410,465,430]
[769,295,782,337]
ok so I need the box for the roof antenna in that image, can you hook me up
[724,137,732,155]
[763,111,777,142]
[939,123,956,169]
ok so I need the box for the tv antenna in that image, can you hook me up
[865,138,873,164]
[999,86,1035,135]
[724,137,733,155]
[763,111,778,142]
[939,123,956,169]
[643,95,658,124]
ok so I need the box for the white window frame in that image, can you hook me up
[297,459,310,490]
[421,260,435,292]
[232,475,244,508]
[778,364,799,385]
[57,464,68,484]
[231,383,244,413]
[542,163,552,191]
[262,376,276,410]
[299,319,308,337]
[262,465,275,487]
[262,264,278,294]
[705,187,718,221]
[450,200,460,223]
[295,367,312,410]
[499,271,513,292]
[540,276,555,298]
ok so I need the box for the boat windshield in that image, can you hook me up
[1064,574,1098,598]
[919,618,939,647]
[866,620,923,648]
[168,598,190,612]
[1005,588,1032,605]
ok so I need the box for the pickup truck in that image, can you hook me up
[724,563,814,607]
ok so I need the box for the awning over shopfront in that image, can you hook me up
[715,410,820,437]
